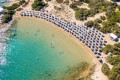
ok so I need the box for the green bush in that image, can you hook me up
[2,14,12,23]
[100,16,106,20]
[32,0,46,10]
[56,0,63,3]
[6,3,20,10]
[101,43,120,55]
[85,21,94,27]
[107,55,120,65]
[2,10,15,23]
[94,18,102,23]
[19,0,26,5]
[16,8,23,11]
[101,63,110,76]
[75,8,90,21]
[70,3,77,9]
[108,64,120,80]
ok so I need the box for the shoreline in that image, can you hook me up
[18,15,100,79]
[0,10,107,80]
[11,16,95,79]
[20,10,106,63]
[0,0,110,79]
[17,12,108,79]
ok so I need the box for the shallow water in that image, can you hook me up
[0,17,93,80]
[0,0,9,7]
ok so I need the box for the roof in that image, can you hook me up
[110,33,117,39]
[0,7,4,12]
[118,38,120,42]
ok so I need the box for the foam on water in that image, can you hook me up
[0,20,14,66]
[0,17,94,80]
[0,35,8,66]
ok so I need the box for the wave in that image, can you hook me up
[0,19,16,66]
[0,34,8,66]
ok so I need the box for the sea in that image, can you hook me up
[0,0,9,7]
[0,14,94,80]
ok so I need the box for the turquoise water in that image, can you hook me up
[0,17,93,80]
[0,0,9,7]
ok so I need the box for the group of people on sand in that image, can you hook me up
[20,9,106,63]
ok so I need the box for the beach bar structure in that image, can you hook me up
[109,33,118,41]
[0,7,6,14]
[20,9,106,64]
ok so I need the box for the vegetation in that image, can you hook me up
[2,10,15,23]
[54,6,62,11]
[16,8,23,11]
[101,63,110,76]
[2,0,26,23]
[100,16,106,20]
[32,0,47,11]
[70,0,120,37]
[85,15,120,37]
[75,8,90,21]
[5,0,26,10]
[101,43,120,80]
[84,19,101,29]
[107,55,120,65]
[94,18,102,23]
[84,21,94,27]
[70,3,77,9]
[79,0,90,3]
[56,0,63,3]
[70,0,117,21]
[112,0,120,1]
[101,43,120,55]
[6,3,20,10]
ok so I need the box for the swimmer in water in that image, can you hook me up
[35,33,37,36]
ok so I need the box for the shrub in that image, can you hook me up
[6,3,20,10]
[56,0,63,3]
[2,10,15,23]
[16,8,23,11]
[2,14,12,23]
[85,21,94,27]
[94,18,102,23]
[32,0,46,10]
[100,16,106,20]
[101,63,110,76]
[70,3,77,9]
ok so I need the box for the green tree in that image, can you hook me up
[101,63,110,76]
[85,21,94,27]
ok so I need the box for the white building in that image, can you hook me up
[0,7,5,14]
[0,16,3,20]
[109,33,118,41]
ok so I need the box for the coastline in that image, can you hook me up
[18,15,100,79]
[0,0,111,79]
[0,11,107,80]
[0,18,17,33]
[6,16,95,80]
[17,10,109,79]
[31,17,108,80]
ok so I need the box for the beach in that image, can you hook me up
[0,16,96,80]
[0,0,112,79]
[21,16,109,80]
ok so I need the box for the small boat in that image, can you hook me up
[1,1,5,3]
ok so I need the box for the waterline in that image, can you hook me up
[0,17,93,80]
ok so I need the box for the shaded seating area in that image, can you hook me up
[20,9,106,64]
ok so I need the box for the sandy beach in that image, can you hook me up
[17,14,106,79]
[1,0,113,79]
[35,17,109,80]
